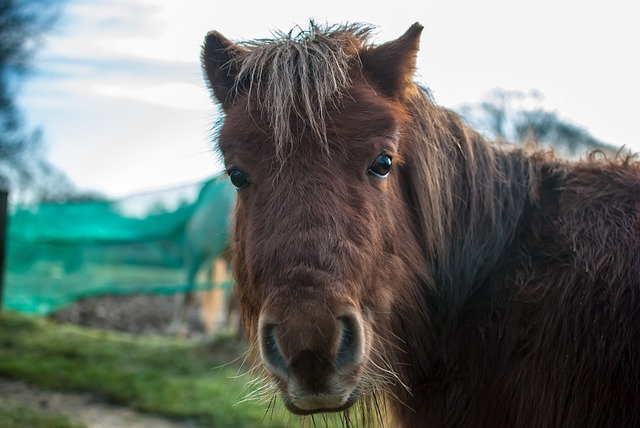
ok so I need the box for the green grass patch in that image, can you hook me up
[0,399,85,428]
[0,311,294,427]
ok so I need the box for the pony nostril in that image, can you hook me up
[260,324,290,377]
[336,316,362,371]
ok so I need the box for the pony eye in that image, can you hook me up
[368,155,392,179]
[228,168,251,190]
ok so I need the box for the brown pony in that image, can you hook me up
[201,22,640,427]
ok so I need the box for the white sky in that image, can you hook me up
[19,0,640,197]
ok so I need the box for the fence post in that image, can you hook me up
[0,190,7,311]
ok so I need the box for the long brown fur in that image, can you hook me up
[201,22,640,427]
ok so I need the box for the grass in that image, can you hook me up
[0,399,85,428]
[0,311,295,427]
[0,311,370,427]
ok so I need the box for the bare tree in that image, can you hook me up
[0,0,78,200]
[458,88,618,157]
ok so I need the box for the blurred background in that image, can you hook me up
[0,0,638,427]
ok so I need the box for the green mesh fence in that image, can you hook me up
[3,177,235,315]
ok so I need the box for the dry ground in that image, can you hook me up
[0,378,198,428]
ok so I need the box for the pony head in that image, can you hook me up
[202,23,428,416]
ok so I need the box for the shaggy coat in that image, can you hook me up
[201,22,640,427]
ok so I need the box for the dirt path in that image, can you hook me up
[0,379,198,428]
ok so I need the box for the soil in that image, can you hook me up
[50,294,207,336]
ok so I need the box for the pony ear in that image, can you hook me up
[360,23,424,99]
[201,31,246,109]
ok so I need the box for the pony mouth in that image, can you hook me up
[282,392,359,415]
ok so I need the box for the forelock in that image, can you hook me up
[231,22,375,159]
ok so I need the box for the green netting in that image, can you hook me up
[3,176,236,315]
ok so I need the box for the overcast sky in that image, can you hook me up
[18,0,640,197]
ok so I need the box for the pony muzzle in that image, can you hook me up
[258,311,366,413]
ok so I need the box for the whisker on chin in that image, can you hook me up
[233,344,279,407]
[367,349,412,396]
